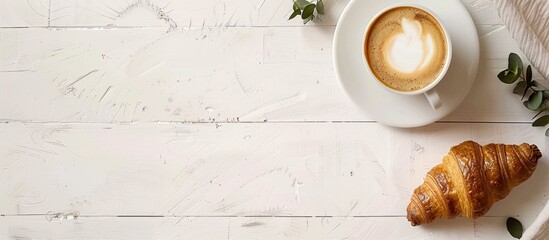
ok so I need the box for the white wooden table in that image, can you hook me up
[0,0,547,239]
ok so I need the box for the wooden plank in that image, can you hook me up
[0,216,230,240]
[0,0,49,27]
[0,25,538,123]
[0,122,546,223]
[0,216,515,239]
[0,27,339,122]
[48,0,349,28]
[0,122,391,215]
[461,0,502,25]
[47,0,501,28]
[0,0,502,28]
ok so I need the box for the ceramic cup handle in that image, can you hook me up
[424,89,441,110]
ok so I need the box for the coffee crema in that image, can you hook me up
[365,7,447,92]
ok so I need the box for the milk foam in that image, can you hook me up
[386,17,435,73]
[364,7,448,92]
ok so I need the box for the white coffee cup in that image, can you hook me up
[362,4,452,110]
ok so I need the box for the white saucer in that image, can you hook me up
[333,0,479,128]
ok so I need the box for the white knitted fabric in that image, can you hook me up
[492,0,549,80]
[491,2,549,238]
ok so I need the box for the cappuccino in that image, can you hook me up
[365,7,448,92]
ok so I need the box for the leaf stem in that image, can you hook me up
[501,53,549,137]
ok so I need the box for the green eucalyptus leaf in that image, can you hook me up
[302,4,316,20]
[294,0,311,9]
[498,69,520,84]
[497,52,549,137]
[527,91,544,110]
[522,66,535,98]
[523,81,533,100]
[499,53,523,84]
[317,0,325,15]
[303,15,313,24]
[542,90,549,98]
[533,115,549,126]
[289,9,300,20]
[522,100,545,112]
[513,81,526,95]
[534,102,549,112]
[531,81,547,91]
[527,65,533,84]
[509,53,523,77]
[507,217,523,239]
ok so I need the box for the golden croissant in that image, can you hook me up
[407,141,541,226]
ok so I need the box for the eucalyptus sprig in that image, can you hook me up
[506,217,523,239]
[498,53,549,136]
[288,0,325,24]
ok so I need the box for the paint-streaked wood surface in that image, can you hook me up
[0,0,545,239]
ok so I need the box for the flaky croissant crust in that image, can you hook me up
[407,141,541,226]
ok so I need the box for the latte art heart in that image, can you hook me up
[365,7,448,92]
[386,18,435,73]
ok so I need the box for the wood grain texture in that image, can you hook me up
[46,0,501,28]
[0,0,544,239]
[0,216,515,240]
[0,0,501,28]
[0,0,49,27]
[0,25,540,123]
[0,123,546,226]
